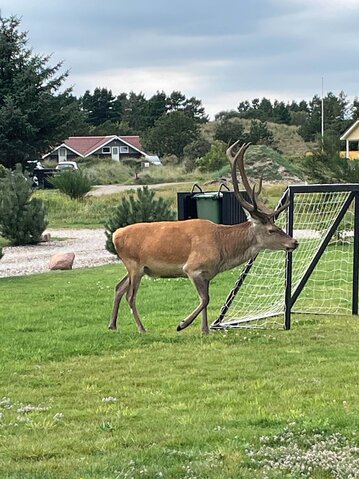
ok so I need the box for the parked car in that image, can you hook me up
[32,161,79,189]
[55,161,78,171]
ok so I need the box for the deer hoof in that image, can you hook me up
[108,324,117,331]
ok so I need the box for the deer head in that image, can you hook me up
[226,141,298,252]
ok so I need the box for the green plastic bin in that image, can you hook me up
[194,192,223,223]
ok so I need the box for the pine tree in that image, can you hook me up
[105,187,175,255]
[0,165,48,245]
[0,15,85,168]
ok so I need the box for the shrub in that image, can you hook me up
[197,140,227,172]
[302,133,359,183]
[51,170,92,199]
[105,186,175,255]
[0,164,7,178]
[0,165,48,245]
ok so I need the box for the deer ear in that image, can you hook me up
[247,209,271,225]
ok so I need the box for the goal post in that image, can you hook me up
[211,184,359,331]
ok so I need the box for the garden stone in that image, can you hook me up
[49,252,75,270]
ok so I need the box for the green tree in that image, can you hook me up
[183,137,211,172]
[214,118,246,145]
[197,140,227,172]
[299,92,350,141]
[0,15,85,169]
[302,132,359,183]
[80,88,117,126]
[146,91,167,128]
[122,91,149,133]
[272,100,291,124]
[166,91,208,122]
[0,165,48,245]
[247,120,274,145]
[104,186,175,255]
[142,111,199,158]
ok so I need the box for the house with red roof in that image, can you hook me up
[43,135,161,165]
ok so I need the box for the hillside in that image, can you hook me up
[201,118,312,158]
[210,144,306,185]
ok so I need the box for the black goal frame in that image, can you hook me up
[212,184,359,331]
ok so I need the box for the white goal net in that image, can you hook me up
[212,186,357,329]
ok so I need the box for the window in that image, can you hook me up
[102,146,111,153]
[120,146,129,153]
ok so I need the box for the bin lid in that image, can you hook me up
[193,192,223,200]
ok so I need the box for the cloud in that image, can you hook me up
[1,0,359,118]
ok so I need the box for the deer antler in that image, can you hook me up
[226,141,290,220]
[226,142,256,213]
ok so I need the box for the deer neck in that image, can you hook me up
[218,221,261,271]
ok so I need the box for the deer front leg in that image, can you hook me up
[177,274,210,334]
[109,275,129,330]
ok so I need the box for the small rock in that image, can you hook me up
[49,252,75,271]
[41,233,51,242]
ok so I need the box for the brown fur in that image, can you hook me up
[109,218,298,334]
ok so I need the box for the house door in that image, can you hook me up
[58,147,67,163]
[112,146,120,161]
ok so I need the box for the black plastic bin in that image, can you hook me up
[177,183,248,225]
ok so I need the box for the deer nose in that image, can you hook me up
[291,240,299,251]
[286,239,299,252]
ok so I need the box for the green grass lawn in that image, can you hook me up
[0,265,358,478]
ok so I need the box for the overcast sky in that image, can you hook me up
[2,0,359,118]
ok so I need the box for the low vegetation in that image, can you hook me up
[31,183,286,230]
[0,265,358,478]
[50,170,92,199]
[0,165,47,245]
[33,190,124,228]
[105,186,175,254]
[78,158,134,185]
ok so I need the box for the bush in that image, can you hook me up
[51,170,92,199]
[197,140,227,172]
[105,186,176,255]
[0,164,7,178]
[0,165,48,245]
[302,133,359,183]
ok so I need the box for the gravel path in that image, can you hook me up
[88,182,189,196]
[0,229,118,278]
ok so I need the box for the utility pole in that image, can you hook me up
[322,77,324,152]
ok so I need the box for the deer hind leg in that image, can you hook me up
[108,274,129,330]
[126,272,146,333]
[177,274,210,334]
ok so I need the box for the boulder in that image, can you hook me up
[49,252,75,271]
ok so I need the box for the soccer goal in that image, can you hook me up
[211,184,359,330]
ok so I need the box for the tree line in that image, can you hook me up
[234,92,358,142]
[1,14,358,171]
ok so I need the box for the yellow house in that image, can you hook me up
[340,120,359,159]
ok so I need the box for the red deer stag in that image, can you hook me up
[109,142,298,334]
